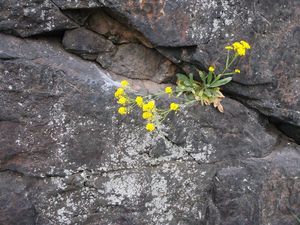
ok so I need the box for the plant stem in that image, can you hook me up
[220,54,238,76]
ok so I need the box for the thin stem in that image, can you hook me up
[226,50,230,68]
[219,54,238,76]
[222,72,236,76]
[159,110,171,123]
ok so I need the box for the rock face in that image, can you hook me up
[87,10,153,47]
[99,0,300,142]
[0,0,78,37]
[96,43,177,83]
[62,27,116,60]
[0,1,300,225]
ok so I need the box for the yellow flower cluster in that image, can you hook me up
[135,96,144,107]
[114,87,124,99]
[165,86,173,95]
[118,107,127,115]
[143,100,155,112]
[170,103,179,111]
[225,40,251,56]
[146,123,155,132]
[142,100,156,131]
[120,80,129,88]
[114,80,182,133]
[114,80,130,115]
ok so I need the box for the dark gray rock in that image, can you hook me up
[1,34,298,225]
[98,0,255,47]
[52,0,101,9]
[164,97,279,163]
[0,0,300,224]
[62,27,116,60]
[0,172,37,225]
[0,33,277,176]
[0,0,78,37]
[87,10,153,47]
[99,0,300,142]
[96,43,177,83]
[214,147,300,225]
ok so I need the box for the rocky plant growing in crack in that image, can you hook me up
[114,40,251,132]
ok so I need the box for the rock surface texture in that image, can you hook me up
[0,1,299,225]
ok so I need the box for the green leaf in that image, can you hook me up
[176,92,183,97]
[197,90,203,97]
[214,74,223,82]
[204,89,213,97]
[198,70,206,83]
[177,73,193,86]
[209,77,232,88]
[176,73,189,82]
[189,73,194,82]
[207,72,213,85]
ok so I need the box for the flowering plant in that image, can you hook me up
[114,41,251,132]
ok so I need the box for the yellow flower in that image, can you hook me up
[240,40,251,49]
[118,96,127,105]
[148,100,155,109]
[114,88,124,99]
[225,46,233,50]
[232,41,250,56]
[170,103,179,111]
[142,112,153,120]
[209,66,215,72]
[165,86,173,95]
[237,47,246,56]
[235,69,241,73]
[232,42,244,51]
[118,107,127,115]
[135,96,144,107]
[120,80,129,88]
[143,100,155,112]
[146,123,155,132]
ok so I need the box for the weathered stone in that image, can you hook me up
[214,147,300,225]
[164,97,279,162]
[1,34,297,224]
[98,0,255,47]
[62,27,116,60]
[0,1,300,224]
[87,10,153,47]
[96,43,177,83]
[52,0,101,9]
[0,0,78,37]
[0,172,37,225]
[99,0,300,142]
[63,9,97,26]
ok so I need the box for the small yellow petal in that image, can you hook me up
[120,80,129,88]
[135,96,144,107]
[165,86,173,94]
[118,96,127,105]
[170,103,179,111]
[237,47,246,56]
[114,88,124,99]
[234,69,241,73]
[240,40,251,49]
[232,42,244,50]
[146,123,155,132]
[118,107,127,115]
[142,112,153,120]
[209,66,215,72]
